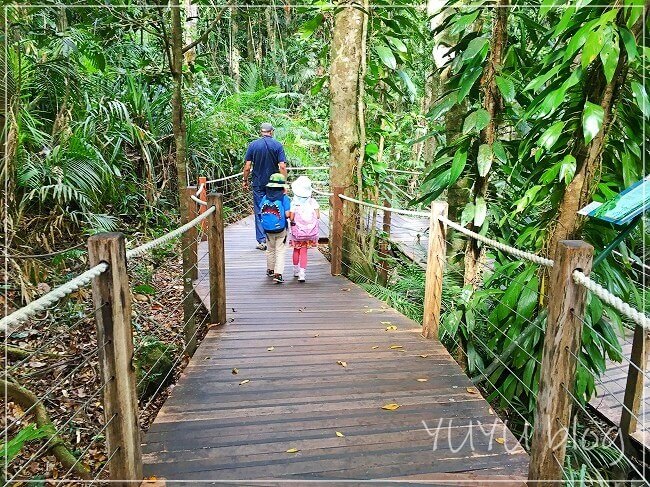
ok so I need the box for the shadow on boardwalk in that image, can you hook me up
[142,216,529,483]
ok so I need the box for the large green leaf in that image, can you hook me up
[620,27,638,60]
[397,70,417,100]
[493,140,507,163]
[458,67,483,101]
[428,91,457,120]
[450,148,467,184]
[581,28,604,68]
[298,14,325,40]
[564,19,598,62]
[475,109,491,131]
[538,121,565,150]
[375,44,397,70]
[631,81,649,118]
[474,197,487,227]
[495,76,515,102]
[477,144,493,177]
[462,111,478,134]
[599,33,620,83]
[451,10,480,35]
[582,101,604,144]
[386,36,408,53]
[460,202,475,227]
[462,37,489,63]
[559,155,577,184]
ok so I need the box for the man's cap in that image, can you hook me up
[261,122,274,132]
[266,173,288,188]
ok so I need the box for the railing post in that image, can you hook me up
[88,233,142,485]
[330,185,344,276]
[198,176,208,240]
[207,193,226,325]
[183,186,199,355]
[422,201,448,339]
[529,240,593,486]
[619,324,649,444]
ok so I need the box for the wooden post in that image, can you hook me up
[378,198,392,286]
[529,240,593,486]
[207,193,226,325]
[183,187,199,355]
[198,176,208,240]
[330,186,344,276]
[88,233,142,485]
[422,201,448,339]
[619,324,649,441]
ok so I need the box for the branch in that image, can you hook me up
[2,379,91,479]
[182,4,230,54]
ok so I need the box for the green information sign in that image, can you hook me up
[579,176,650,226]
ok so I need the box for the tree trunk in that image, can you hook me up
[264,7,280,86]
[329,0,365,272]
[229,7,241,90]
[547,10,644,260]
[183,0,199,65]
[463,0,508,287]
[170,0,189,200]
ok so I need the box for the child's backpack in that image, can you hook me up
[291,199,319,241]
[259,196,287,233]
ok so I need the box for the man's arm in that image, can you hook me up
[278,161,287,178]
[243,161,252,189]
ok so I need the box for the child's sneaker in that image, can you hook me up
[266,269,274,277]
[293,265,300,278]
[298,268,306,283]
[273,274,284,284]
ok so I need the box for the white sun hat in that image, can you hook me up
[291,175,313,198]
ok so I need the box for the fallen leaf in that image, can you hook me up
[416,378,428,382]
[335,431,345,437]
[232,368,238,374]
[495,437,505,444]
[286,448,299,453]
[340,288,350,292]
[336,360,347,368]
[466,387,478,394]
[267,346,275,351]
[488,408,494,415]
[419,354,430,358]
[239,379,250,385]
[380,321,391,324]
[313,334,320,338]
[389,345,403,349]
[30,362,47,368]
[364,309,373,313]
[385,325,398,331]
[134,293,149,302]
[371,346,379,350]
[382,403,401,411]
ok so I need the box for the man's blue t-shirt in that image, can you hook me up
[245,136,287,188]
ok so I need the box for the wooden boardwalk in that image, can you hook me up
[142,216,529,483]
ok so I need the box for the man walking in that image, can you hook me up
[243,123,287,250]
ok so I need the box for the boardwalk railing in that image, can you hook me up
[1,198,225,484]
[327,191,649,483]
[3,167,647,484]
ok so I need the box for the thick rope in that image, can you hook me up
[194,183,205,197]
[2,206,216,332]
[125,206,215,259]
[206,172,244,184]
[0,263,108,332]
[191,194,208,206]
[438,215,555,267]
[338,194,431,218]
[573,271,650,330]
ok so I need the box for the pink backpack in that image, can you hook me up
[291,200,319,241]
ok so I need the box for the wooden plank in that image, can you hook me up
[143,214,528,481]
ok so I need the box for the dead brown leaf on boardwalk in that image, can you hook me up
[419,354,430,358]
[371,346,379,349]
[385,325,397,331]
[267,346,275,351]
[336,360,347,368]
[389,345,403,349]
[313,333,320,337]
[466,387,478,394]
[335,431,345,437]
[239,379,250,385]
[381,403,401,411]
[286,448,299,453]
[232,368,238,374]
[495,437,505,444]
[340,288,350,291]
[488,408,495,415]
[416,378,428,382]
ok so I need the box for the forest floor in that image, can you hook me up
[2,241,208,482]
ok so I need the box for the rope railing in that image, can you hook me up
[573,270,650,330]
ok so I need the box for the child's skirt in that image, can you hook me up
[290,238,319,249]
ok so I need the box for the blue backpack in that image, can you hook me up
[259,197,287,233]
